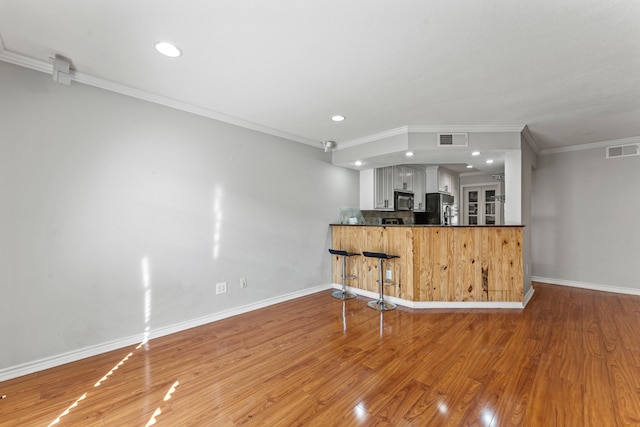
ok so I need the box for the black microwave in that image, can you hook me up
[394,191,414,211]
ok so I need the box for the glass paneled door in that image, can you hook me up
[463,185,500,225]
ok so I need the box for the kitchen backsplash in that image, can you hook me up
[337,208,365,224]
[361,210,414,225]
[338,208,415,225]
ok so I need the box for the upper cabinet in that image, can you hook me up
[360,167,395,211]
[361,165,455,212]
[413,169,425,212]
[450,172,460,203]
[374,166,395,210]
[393,166,414,192]
[361,166,427,211]
[426,166,456,195]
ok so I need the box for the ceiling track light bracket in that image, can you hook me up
[50,55,72,85]
[322,140,337,152]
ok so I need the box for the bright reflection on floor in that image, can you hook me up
[142,256,152,347]
[438,401,448,414]
[212,186,223,259]
[163,380,180,401]
[47,393,87,426]
[94,352,133,387]
[481,408,495,426]
[145,408,162,427]
[145,380,181,426]
[49,343,142,427]
[354,402,367,420]
[341,301,347,333]
[48,345,143,426]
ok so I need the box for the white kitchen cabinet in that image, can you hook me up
[375,166,395,210]
[413,169,425,212]
[440,170,452,193]
[426,166,455,194]
[450,173,460,224]
[426,166,439,193]
[393,165,414,192]
[451,174,460,202]
[360,167,394,211]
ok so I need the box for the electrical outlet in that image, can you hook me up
[240,277,247,288]
[386,270,392,280]
[216,282,227,294]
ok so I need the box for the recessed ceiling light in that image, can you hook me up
[486,159,494,164]
[471,151,480,156]
[331,115,345,122]
[354,160,363,166]
[405,151,414,157]
[466,165,473,169]
[154,42,182,58]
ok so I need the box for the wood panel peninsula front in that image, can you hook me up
[330,224,524,304]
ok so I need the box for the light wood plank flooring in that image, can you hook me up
[1,283,640,426]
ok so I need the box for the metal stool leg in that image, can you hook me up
[367,257,397,311]
[332,253,356,300]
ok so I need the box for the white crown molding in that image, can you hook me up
[521,125,541,154]
[532,276,640,296]
[458,171,487,177]
[0,284,332,382]
[407,124,526,133]
[337,124,526,151]
[337,126,411,150]
[335,284,525,309]
[0,46,53,74]
[538,135,640,156]
[0,48,320,148]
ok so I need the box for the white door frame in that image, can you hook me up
[461,182,503,225]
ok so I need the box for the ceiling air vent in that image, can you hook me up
[438,133,468,147]
[606,143,640,159]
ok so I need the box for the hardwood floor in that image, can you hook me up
[1,282,640,426]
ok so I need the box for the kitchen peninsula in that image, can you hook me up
[331,224,524,305]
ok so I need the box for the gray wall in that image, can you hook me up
[0,61,359,371]
[532,147,640,291]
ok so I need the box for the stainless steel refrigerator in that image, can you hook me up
[425,193,455,225]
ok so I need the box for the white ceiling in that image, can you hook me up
[1,0,639,153]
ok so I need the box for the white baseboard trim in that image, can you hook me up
[523,286,535,308]
[532,276,640,296]
[0,284,332,383]
[332,284,526,309]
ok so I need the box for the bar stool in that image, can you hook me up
[363,251,399,311]
[329,249,360,300]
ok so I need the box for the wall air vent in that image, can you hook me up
[437,133,468,147]
[606,143,640,159]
